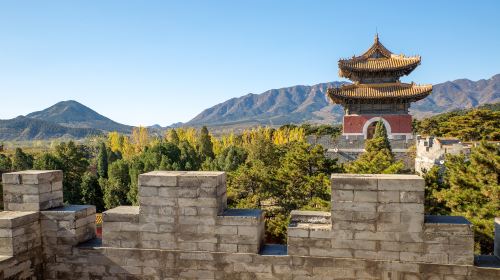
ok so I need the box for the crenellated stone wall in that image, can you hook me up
[0,170,499,280]
[102,171,265,253]
[288,174,475,266]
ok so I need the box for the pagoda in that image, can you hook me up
[327,35,432,140]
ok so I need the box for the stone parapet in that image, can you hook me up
[40,205,96,259]
[2,170,63,211]
[288,173,475,265]
[47,244,500,280]
[0,211,40,256]
[1,170,499,279]
[102,206,140,248]
[101,171,265,253]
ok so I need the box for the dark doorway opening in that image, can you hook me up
[366,121,378,139]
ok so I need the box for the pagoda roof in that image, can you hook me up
[338,35,421,78]
[327,82,432,104]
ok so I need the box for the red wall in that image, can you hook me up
[343,114,412,134]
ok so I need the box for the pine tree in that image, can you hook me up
[80,172,105,212]
[102,159,131,209]
[346,120,404,174]
[0,154,12,173]
[33,153,63,170]
[97,142,108,178]
[54,141,89,204]
[434,141,500,253]
[167,129,180,145]
[11,148,34,171]
[198,126,214,161]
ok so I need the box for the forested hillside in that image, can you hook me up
[413,102,500,141]
[0,111,498,253]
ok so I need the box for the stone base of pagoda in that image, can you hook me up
[342,114,413,140]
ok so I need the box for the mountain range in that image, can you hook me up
[0,74,499,141]
[187,74,500,127]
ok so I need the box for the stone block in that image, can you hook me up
[290,210,331,224]
[332,190,354,201]
[0,211,40,256]
[353,190,378,202]
[352,211,377,222]
[332,201,377,212]
[331,239,376,250]
[102,206,139,223]
[354,231,398,241]
[376,174,424,191]
[400,191,425,203]
[138,171,181,187]
[331,174,378,190]
[354,250,399,261]
[2,170,63,211]
[378,191,400,203]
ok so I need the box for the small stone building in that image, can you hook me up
[1,170,499,279]
[414,136,471,174]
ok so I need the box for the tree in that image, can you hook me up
[422,166,450,215]
[346,121,404,174]
[179,140,200,170]
[128,158,145,206]
[197,126,214,161]
[228,159,274,209]
[166,129,180,145]
[11,148,34,171]
[54,141,89,204]
[0,154,12,173]
[33,153,63,170]
[414,107,500,141]
[80,172,105,212]
[213,145,247,172]
[433,141,499,253]
[275,142,335,212]
[131,126,149,154]
[103,159,131,209]
[97,142,108,178]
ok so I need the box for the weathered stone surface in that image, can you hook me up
[2,171,500,279]
[2,170,63,211]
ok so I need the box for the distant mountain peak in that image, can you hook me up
[26,100,131,133]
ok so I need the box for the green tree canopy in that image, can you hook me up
[11,148,34,171]
[80,171,105,212]
[433,141,499,253]
[197,126,214,161]
[97,142,108,178]
[102,159,131,209]
[54,141,89,204]
[414,106,500,141]
[33,153,63,170]
[166,129,180,145]
[0,154,12,173]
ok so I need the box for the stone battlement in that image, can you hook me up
[289,174,474,265]
[102,171,265,253]
[0,170,499,279]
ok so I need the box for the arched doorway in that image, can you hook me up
[366,122,378,139]
[362,117,392,139]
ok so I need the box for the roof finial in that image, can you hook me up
[375,28,379,43]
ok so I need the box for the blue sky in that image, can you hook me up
[0,1,499,126]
